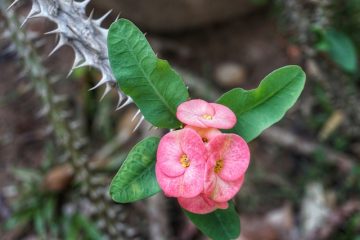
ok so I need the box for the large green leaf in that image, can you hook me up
[108,19,189,128]
[315,28,358,73]
[217,65,305,142]
[184,202,240,240]
[110,137,161,203]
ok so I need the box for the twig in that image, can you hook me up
[261,127,356,172]
[307,199,360,240]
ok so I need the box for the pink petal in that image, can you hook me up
[217,201,229,209]
[180,128,208,166]
[156,163,204,198]
[155,128,207,198]
[156,128,207,177]
[156,130,186,177]
[176,99,215,128]
[209,103,237,129]
[208,134,250,182]
[204,174,245,202]
[184,126,221,144]
[178,194,229,214]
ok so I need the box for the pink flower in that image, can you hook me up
[178,193,228,214]
[156,98,250,214]
[184,125,221,144]
[204,134,250,202]
[176,99,237,129]
[155,128,207,198]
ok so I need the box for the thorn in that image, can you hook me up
[95,10,112,26]
[77,0,91,8]
[19,17,29,28]
[131,109,141,122]
[20,4,42,28]
[88,9,95,21]
[48,38,66,57]
[44,28,61,35]
[115,12,121,21]
[116,90,124,108]
[99,83,112,101]
[67,51,84,78]
[132,116,144,133]
[7,0,21,10]
[116,97,132,111]
[89,76,109,91]
[27,2,41,18]
[74,59,91,69]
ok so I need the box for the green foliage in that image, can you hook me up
[5,148,103,239]
[217,65,305,142]
[315,28,358,73]
[108,19,189,128]
[110,137,161,203]
[63,214,103,240]
[184,202,240,240]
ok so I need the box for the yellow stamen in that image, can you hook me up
[214,160,224,174]
[202,114,213,120]
[180,154,190,168]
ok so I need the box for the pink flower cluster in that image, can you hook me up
[155,99,250,214]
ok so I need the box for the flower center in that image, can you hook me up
[202,114,213,120]
[202,137,209,143]
[214,159,224,174]
[180,154,190,168]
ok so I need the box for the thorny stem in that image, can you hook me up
[1,2,140,238]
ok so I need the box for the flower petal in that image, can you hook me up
[208,133,250,181]
[180,128,208,166]
[209,103,237,129]
[156,163,204,198]
[184,126,221,144]
[176,99,215,128]
[205,174,245,202]
[156,130,186,177]
[178,193,229,214]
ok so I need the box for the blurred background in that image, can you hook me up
[0,0,360,239]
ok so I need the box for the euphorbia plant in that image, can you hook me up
[108,19,306,240]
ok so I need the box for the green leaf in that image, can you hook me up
[184,202,240,240]
[73,214,103,240]
[108,19,189,128]
[217,65,305,142]
[110,137,161,203]
[316,28,358,73]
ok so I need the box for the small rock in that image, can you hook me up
[215,62,247,88]
[43,164,74,192]
[287,44,302,62]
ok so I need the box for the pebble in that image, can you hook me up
[215,62,247,88]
